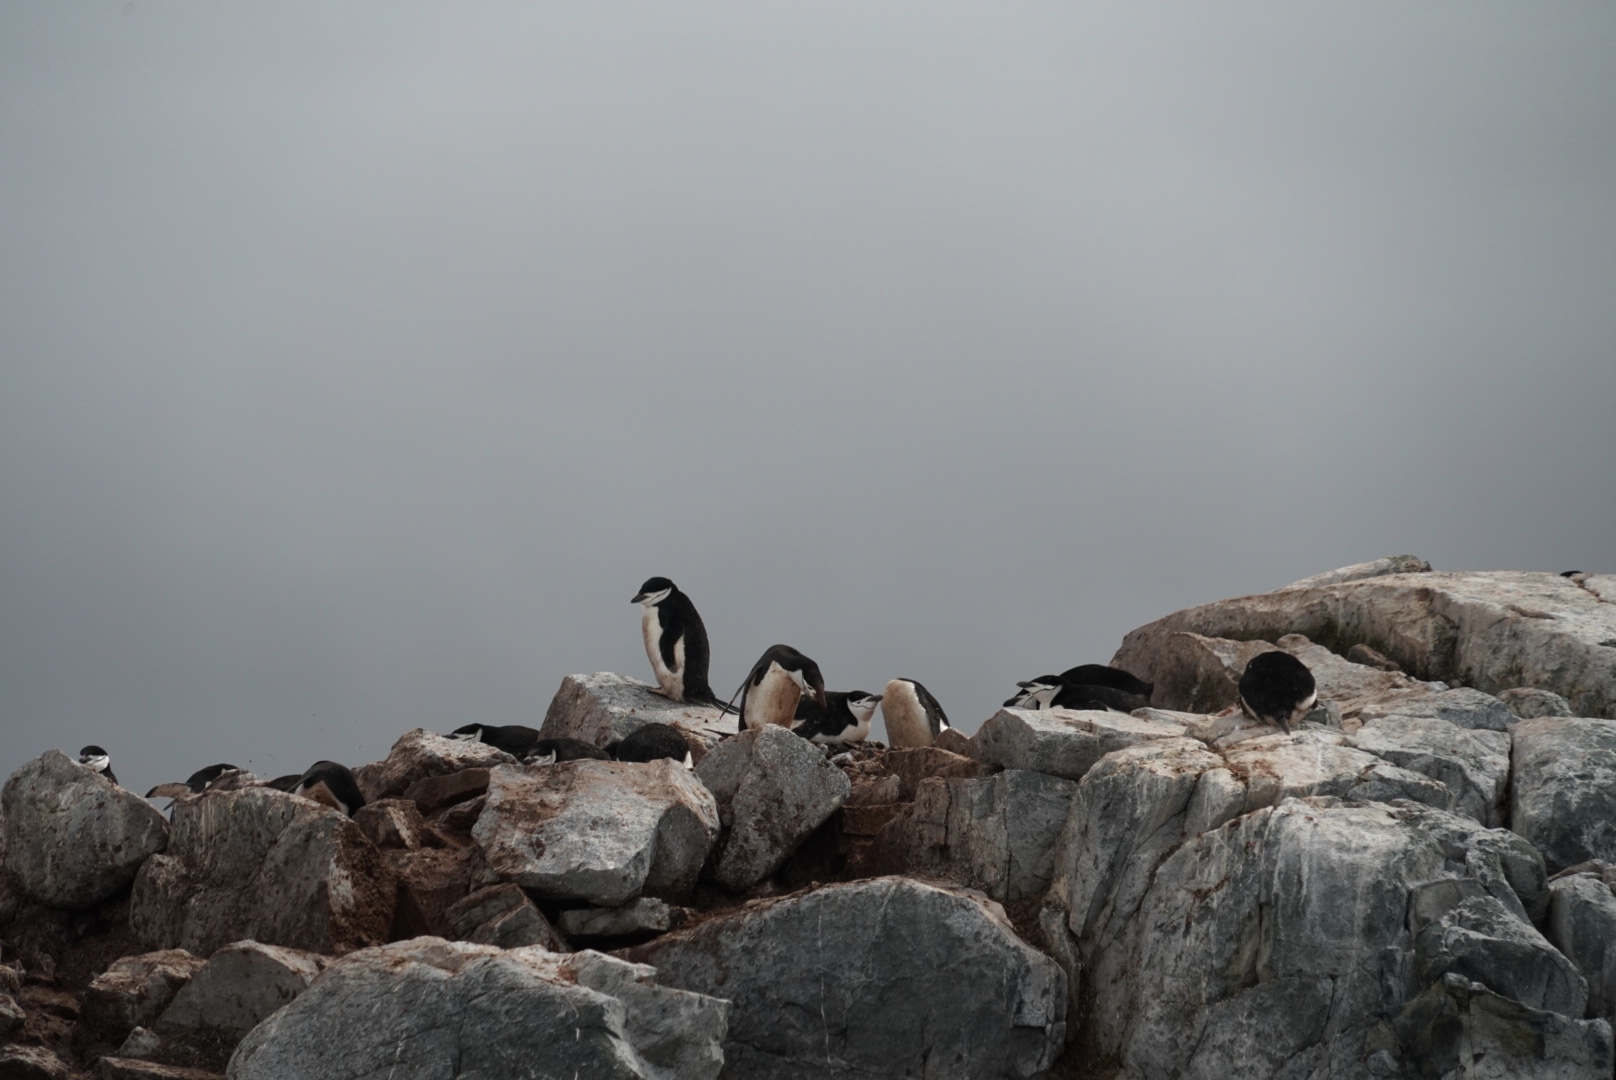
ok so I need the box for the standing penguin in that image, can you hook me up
[77,746,117,786]
[632,577,728,708]
[1237,651,1317,732]
[881,679,951,748]
[794,691,882,747]
[736,645,825,730]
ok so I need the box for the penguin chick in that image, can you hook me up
[609,724,693,766]
[632,577,731,709]
[736,645,825,730]
[880,678,951,749]
[449,723,541,759]
[1237,651,1318,733]
[1057,664,1154,701]
[793,691,881,747]
[146,763,242,800]
[293,761,367,817]
[78,746,117,786]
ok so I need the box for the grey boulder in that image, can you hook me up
[1511,716,1616,873]
[154,941,325,1044]
[472,760,720,905]
[969,707,1185,782]
[0,749,169,909]
[899,768,1077,901]
[628,877,1065,1080]
[81,949,206,1045]
[353,728,516,803]
[1501,685,1575,720]
[1394,974,1613,1079]
[1549,869,1616,1023]
[443,882,565,951]
[558,898,672,939]
[129,787,394,957]
[541,672,737,756]
[1349,715,1511,825]
[227,938,730,1080]
[694,724,850,892]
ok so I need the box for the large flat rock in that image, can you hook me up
[1350,715,1511,825]
[155,941,326,1043]
[472,760,719,905]
[1,749,169,909]
[226,939,730,1080]
[540,672,738,753]
[628,877,1065,1079]
[970,707,1185,781]
[129,787,394,957]
[1113,568,1616,718]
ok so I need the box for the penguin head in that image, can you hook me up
[78,746,111,773]
[845,693,883,721]
[793,659,827,706]
[449,723,487,742]
[1009,678,1063,709]
[633,577,675,606]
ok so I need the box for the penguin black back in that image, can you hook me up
[736,644,826,730]
[1237,651,1318,732]
[1058,664,1154,701]
[449,723,541,759]
[528,738,612,764]
[295,761,366,817]
[633,577,724,707]
[1053,682,1149,712]
[609,724,692,764]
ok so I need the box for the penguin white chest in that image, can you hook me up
[750,663,803,727]
[881,680,932,748]
[642,607,685,700]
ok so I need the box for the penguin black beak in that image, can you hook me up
[631,592,649,604]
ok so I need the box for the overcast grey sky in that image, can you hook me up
[2,3,1613,795]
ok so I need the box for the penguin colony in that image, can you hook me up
[82,575,1322,809]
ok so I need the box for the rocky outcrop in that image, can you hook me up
[694,724,850,892]
[896,769,1077,901]
[129,787,394,957]
[629,877,1065,1079]
[226,939,729,1080]
[472,760,719,905]
[1549,866,1616,1023]
[1395,974,1613,1079]
[969,707,1185,781]
[443,882,565,950]
[540,672,737,754]
[557,898,672,940]
[1114,569,1616,718]
[1510,716,1616,874]
[81,951,206,1046]
[352,728,515,803]
[1349,715,1510,825]
[1,750,169,910]
[153,941,325,1044]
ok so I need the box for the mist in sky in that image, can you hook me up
[2,3,1613,796]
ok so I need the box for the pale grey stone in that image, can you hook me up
[0,749,169,909]
[443,882,565,951]
[117,1026,163,1060]
[1410,888,1586,1016]
[227,938,728,1080]
[1221,729,1455,813]
[156,940,325,1042]
[1549,871,1616,1022]
[1355,686,1517,731]
[694,724,849,892]
[472,760,719,905]
[1280,555,1433,590]
[82,949,206,1044]
[1183,766,1246,837]
[0,992,22,1038]
[128,786,395,957]
[557,898,671,939]
[900,769,1076,901]
[353,727,516,803]
[970,707,1185,782]
[540,672,737,754]
[1350,715,1511,825]
[1500,685,1575,720]
[1395,974,1614,1079]
[1511,716,1616,874]
[629,877,1065,1079]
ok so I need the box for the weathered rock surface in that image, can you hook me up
[694,724,850,892]
[1114,568,1616,718]
[153,941,324,1043]
[443,883,565,950]
[0,750,169,909]
[1500,685,1575,720]
[473,760,719,905]
[353,728,515,804]
[557,898,672,939]
[1221,729,1455,812]
[1394,974,1613,1079]
[81,951,206,1045]
[385,844,494,940]
[98,1059,223,1080]
[1549,868,1616,1023]
[970,707,1185,782]
[1281,554,1434,589]
[883,746,998,800]
[227,939,730,1080]
[350,798,432,850]
[899,769,1077,901]
[0,994,22,1038]
[1511,716,1616,874]
[1349,716,1511,825]
[541,672,738,753]
[0,1044,71,1079]
[1047,786,1564,1079]
[630,877,1064,1079]
[129,787,394,957]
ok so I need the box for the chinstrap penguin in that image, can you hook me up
[525,737,612,766]
[1237,651,1317,733]
[449,723,541,759]
[735,645,826,730]
[1004,676,1148,713]
[292,760,367,816]
[1057,664,1153,701]
[632,577,732,710]
[145,763,242,800]
[880,678,950,749]
[609,724,693,765]
[77,746,117,786]
[793,691,882,747]
[265,774,303,793]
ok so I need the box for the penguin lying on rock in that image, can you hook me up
[146,763,243,800]
[607,724,693,766]
[793,692,882,748]
[449,723,542,759]
[1004,675,1148,712]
